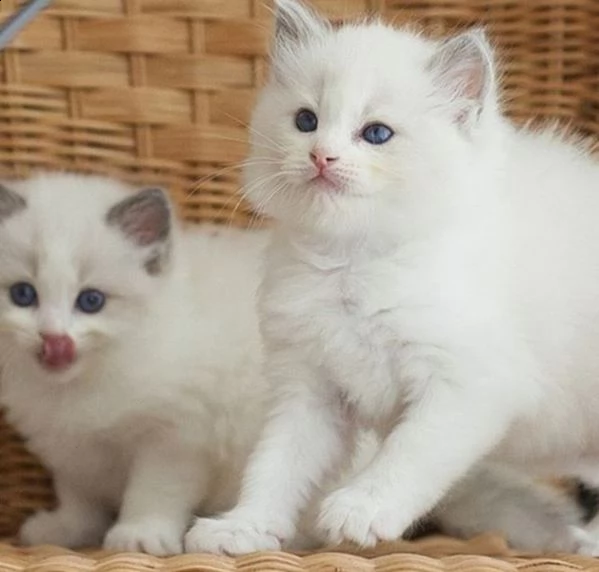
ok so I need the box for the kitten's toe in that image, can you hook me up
[103,519,184,556]
[20,509,107,548]
[318,486,407,547]
[184,515,285,555]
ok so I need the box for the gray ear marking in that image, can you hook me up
[428,28,495,127]
[0,183,26,222]
[106,187,172,275]
[273,0,330,48]
[107,187,171,246]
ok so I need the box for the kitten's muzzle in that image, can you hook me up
[38,333,76,371]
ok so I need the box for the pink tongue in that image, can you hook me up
[40,335,76,370]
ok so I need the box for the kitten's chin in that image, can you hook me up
[308,174,345,193]
[34,358,85,385]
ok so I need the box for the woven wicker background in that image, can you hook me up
[1,0,598,226]
[1,0,599,567]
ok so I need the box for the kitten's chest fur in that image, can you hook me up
[263,252,419,427]
[1,370,131,503]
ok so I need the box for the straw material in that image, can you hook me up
[1,0,599,569]
[3,535,599,571]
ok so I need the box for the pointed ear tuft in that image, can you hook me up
[428,29,496,127]
[0,183,26,222]
[106,188,172,275]
[273,0,329,49]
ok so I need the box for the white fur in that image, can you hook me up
[185,0,599,555]
[0,173,270,555]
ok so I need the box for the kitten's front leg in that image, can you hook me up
[318,377,516,547]
[20,474,110,548]
[103,438,207,556]
[185,363,351,556]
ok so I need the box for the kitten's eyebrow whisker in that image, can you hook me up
[273,59,315,97]
[219,112,286,155]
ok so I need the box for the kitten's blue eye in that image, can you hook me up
[295,109,318,133]
[361,123,394,145]
[9,282,37,308]
[76,289,106,314]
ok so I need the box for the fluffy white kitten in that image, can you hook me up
[186,0,599,555]
[0,172,270,555]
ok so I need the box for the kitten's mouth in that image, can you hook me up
[37,334,77,372]
[309,172,342,191]
[38,359,77,373]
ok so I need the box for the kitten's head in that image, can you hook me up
[0,173,173,384]
[245,0,501,238]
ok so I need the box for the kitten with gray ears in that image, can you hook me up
[186,0,599,556]
[0,172,269,555]
[0,173,592,556]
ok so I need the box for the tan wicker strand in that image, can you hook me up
[1,0,599,569]
[0,546,598,572]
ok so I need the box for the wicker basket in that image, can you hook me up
[1,0,599,570]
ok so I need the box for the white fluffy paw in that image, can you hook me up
[20,509,107,548]
[184,515,284,555]
[570,525,599,556]
[103,519,184,556]
[318,486,407,547]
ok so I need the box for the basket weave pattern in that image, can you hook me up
[1,0,599,569]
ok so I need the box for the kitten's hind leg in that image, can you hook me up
[435,464,591,553]
[20,475,110,548]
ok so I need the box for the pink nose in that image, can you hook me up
[310,152,339,171]
[39,333,76,371]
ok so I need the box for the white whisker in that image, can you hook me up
[219,111,287,156]
[226,171,288,229]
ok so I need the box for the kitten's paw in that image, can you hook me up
[20,509,107,548]
[568,525,599,555]
[318,486,407,547]
[185,515,287,555]
[103,519,184,556]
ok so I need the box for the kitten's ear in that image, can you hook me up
[107,187,171,246]
[0,183,27,222]
[428,29,496,129]
[0,183,26,222]
[273,0,330,49]
[106,188,172,274]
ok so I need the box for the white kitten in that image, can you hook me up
[0,172,270,555]
[185,0,599,555]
